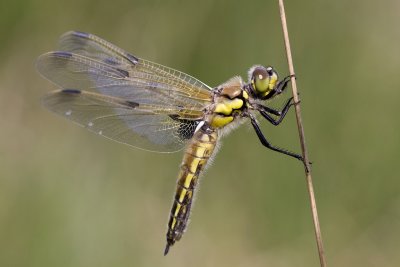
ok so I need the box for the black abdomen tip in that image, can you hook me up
[164,243,170,256]
[164,238,175,256]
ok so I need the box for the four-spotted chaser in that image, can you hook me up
[36,31,304,255]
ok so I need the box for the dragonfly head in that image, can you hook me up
[248,65,279,99]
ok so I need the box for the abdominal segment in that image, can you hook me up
[165,125,218,255]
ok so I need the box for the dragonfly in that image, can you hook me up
[36,31,305,255]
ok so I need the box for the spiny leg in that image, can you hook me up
[258,97,296,126]
[258,104,281,116]
[249,114,304,161]
[275,74,295,93]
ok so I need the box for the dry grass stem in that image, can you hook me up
[278,1,327,266]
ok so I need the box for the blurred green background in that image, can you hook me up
[1,0,400,266]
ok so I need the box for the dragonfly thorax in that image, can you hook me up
[206,77,249,129]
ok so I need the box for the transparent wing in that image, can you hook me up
[42,89,201,152]
[37,31,212,152]
[58,31,212,102]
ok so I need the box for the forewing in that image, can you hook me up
[37,31,212,152]
[58,31,212,102]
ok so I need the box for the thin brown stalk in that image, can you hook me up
[278,1,327,267]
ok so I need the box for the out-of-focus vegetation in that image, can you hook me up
[1,0,400,266]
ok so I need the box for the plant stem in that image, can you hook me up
[278,1,327,267]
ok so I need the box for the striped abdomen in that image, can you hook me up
[164,125,218,255]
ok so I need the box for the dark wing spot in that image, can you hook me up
[61,89,81,94]
[53,51,73,58]
[125,101,139,108]
[72,31,89,38]
[169,114,179,121]
[116,68,129,77]
[125,53,139,65]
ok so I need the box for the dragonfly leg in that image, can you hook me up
[259,96,295,126]
[249,115,304,161]
[275,74,295,93]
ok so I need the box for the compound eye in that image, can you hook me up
[252,67,270,93]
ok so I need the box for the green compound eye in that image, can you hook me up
[254,70,269,93]
[250,66,278,98]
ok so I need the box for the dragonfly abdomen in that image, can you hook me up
[165,124,218,255]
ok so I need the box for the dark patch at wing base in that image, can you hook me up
[169,115,199,140]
